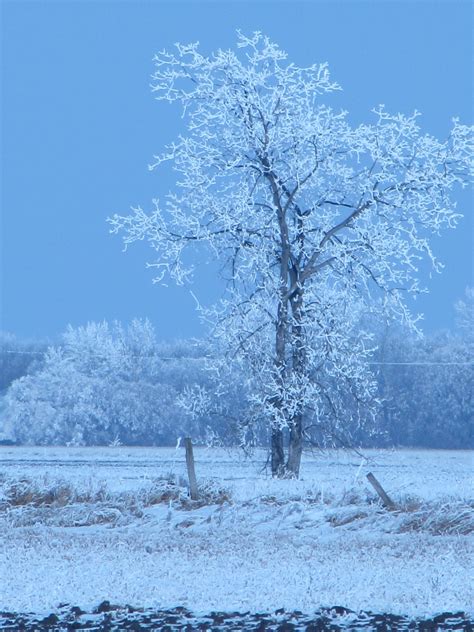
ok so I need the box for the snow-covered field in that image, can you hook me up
[0,446,473,618]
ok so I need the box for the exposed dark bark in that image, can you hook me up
[285,287,306,477]
[286,417,303,478]
[270,293,288,477]
[271,427,285,476]
[264,160,294,478]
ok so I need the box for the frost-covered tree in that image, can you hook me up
[0,332,46,394]
[373,291,474,448]
[4,321,217,446]
[455,287,474,342]
[110,33,473,477]
[380,331,473,449]
[410,335,473,448]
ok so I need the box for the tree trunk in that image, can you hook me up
[271,297,287,477]
[286,415,303,477]
[271,427,285,476]
[271,244,289,477]
[286,288,305,478]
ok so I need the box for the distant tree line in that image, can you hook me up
[370,289,473,449]
[0,291,472,449]
[0,332,48,395]
[0,321,226,446]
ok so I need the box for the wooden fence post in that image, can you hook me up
[366,472,396,510]
[184,437,199,501]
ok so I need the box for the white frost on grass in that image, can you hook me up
[0,447,473,617]
[1,525,472,617]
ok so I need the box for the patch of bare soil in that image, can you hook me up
[0,603,472,631]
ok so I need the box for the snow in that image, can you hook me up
[0,447,473,617]
[1,445,472,499]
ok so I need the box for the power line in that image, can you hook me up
[2,350,473,365]
[369,361,474,366]
[1,350,206,361]
[3,350,45,355]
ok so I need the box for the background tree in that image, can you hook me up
[2,293,472,447]
[110,33,473,477]
[372,288,473,449]
[454,287,474,341]
[4,321,219,446]
[0,332,47,394]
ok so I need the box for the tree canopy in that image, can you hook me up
[110,33,473,476]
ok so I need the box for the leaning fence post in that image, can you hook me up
[366,472,396,510]
[184,437,199,501]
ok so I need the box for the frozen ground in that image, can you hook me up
[0,447,473,620]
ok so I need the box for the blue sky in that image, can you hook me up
[2,0,472,340]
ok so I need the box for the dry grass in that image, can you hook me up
[1,473,472,535]
[395,501,474,536]
[134,475,231,509]
[0,473,232,528]
[327,508,370,527]
[0,476,109,509]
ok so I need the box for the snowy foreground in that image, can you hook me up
[0,447,473,621]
